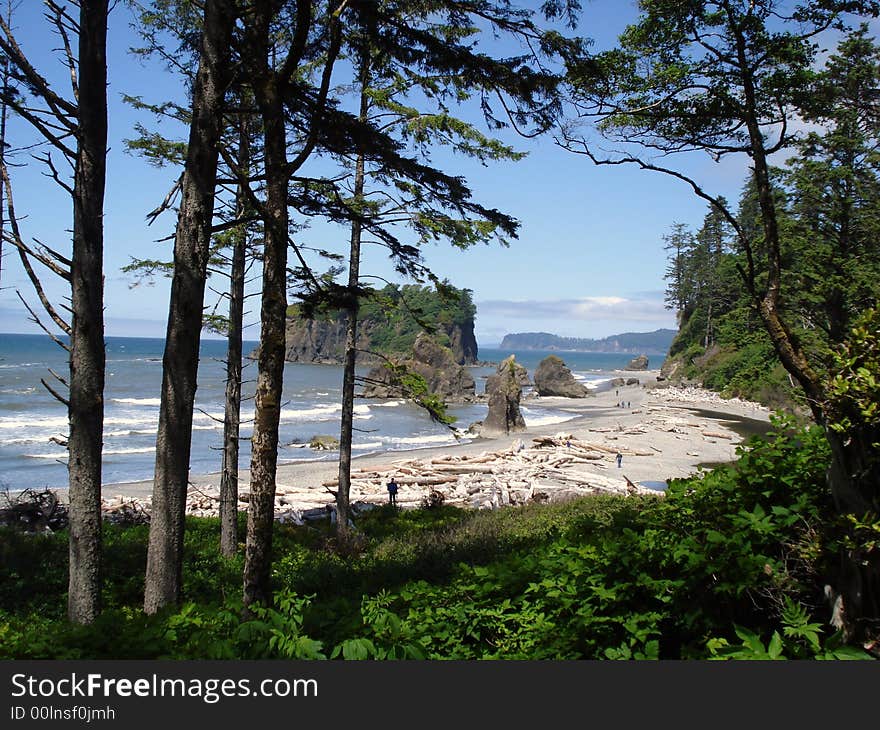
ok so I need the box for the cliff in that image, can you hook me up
[285,284,479,365]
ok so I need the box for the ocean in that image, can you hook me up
[0,333,663,491]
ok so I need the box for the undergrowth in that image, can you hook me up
[0,416,874,660]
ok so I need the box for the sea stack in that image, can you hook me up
[625,354,650,371]
[360,333,476,402]
[482,355,527,435]
[533,355,590,398]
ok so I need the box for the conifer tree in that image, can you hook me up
[0,0,109,624]
[563,0,880,641]
[142,0,237,613]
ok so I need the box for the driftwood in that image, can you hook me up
[702,431,733,440]
[0,489,68,532]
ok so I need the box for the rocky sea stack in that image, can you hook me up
[481,355,527,435]
[284,284,478,365]
[360,333,476,402]
[533,355,590,398]
[625,354,650,371]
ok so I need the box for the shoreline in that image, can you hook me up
[88,371,772,517]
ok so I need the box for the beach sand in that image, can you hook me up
[96,371,772,517]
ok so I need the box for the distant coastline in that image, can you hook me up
[498,328,676,355]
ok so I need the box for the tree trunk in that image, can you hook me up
[144,0,235,614]
[219,115,250,558]
[243,81,287,609]
[0,1,10,288]
[824,421,880,642]
[336,67,369,539]
[732,20,879,642]
[66,0,108,625]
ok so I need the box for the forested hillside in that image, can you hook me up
[500,329,675,354]
[659,27,880,412]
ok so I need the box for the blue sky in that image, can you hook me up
[0,0,757,347]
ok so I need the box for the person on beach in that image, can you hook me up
[387,477,399,506]
[616,452,623,468]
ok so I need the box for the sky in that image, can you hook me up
[0,0,771,347]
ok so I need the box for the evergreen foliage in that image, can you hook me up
[289,283,476,357]
[659,26,880,410]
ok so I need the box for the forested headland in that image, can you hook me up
[284,284,479,365]
[499,329,676,355]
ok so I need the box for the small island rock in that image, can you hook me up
[533,355,590,398]
[309,435,340,451]
[625,354,650,371]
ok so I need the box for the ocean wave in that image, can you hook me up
[521,409,578,428]
[104,415,158,427]
[352,441,385,450]
[277,453,337,465]
[585,376,614,387]
[24,452,67,460]
[111,397,162,406]
[0,416,69,430]
[371,399,406,408]
[0,387,37,395]
[0,435,60,446]
[387,433,460,446]
[103,447,155,456]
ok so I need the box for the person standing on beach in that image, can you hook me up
[616,452,623,468]
[387,477,399,506]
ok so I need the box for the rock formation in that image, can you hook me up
[482,356,527,435]
[533,355,590,398]
[625,354,650,371]
[505,355,531,387]
[360,333,476,402]
[309,435,340,451]
[284,284,479,365]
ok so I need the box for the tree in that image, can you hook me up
[143,0,237,614]
[235,0,578,606]
[562,0,880,641]
[0,0,108,624]
[236,0,348,610]
[663,223,695,316]
[0,0,12,288]
[321,11,531,536]
[785,24,880,347]
[218,109,257,558]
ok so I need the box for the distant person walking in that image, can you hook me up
[387,477,399,506]
[616,452,623,468]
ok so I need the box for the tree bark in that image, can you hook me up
[730,13,879,641]
[336,65,369,539]
[219,115,250,558]
[243,79,287,609]
[144,0,235,614]
[66,0,108,625]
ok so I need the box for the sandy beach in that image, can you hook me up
[96,371,772,520]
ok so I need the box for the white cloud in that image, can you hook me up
[474,294,677,344]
